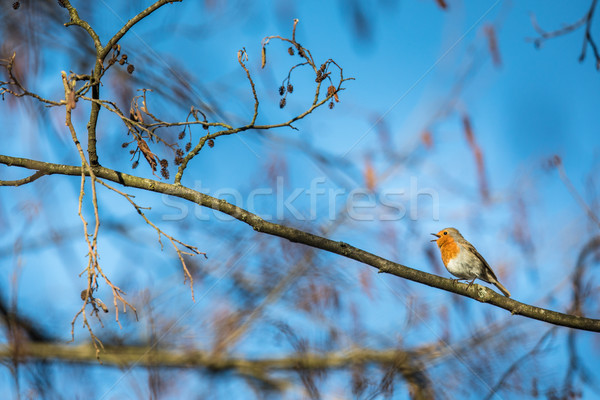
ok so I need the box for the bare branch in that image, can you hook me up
[97,179,206,300]
[2,155,600,332]
[60,0,103,52]
[0,171,46,187]
[237,48,259,125]
[101,0,183,60]
[0,342,439,374]
[0,53,64,106]
[528,0,600,68]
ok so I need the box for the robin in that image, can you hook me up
[431,227,511,297]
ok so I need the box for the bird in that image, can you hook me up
[431,227,511,297]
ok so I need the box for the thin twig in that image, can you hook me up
[237,48,259,125]
[0,171,46,187]
[62,71,104,359]
[0,53,64,106]
[96,180,205,300]
[62,71,138,359]
[528,0,600,67]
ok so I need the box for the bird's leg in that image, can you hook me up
[466,278,476,290]
[451,278,465,287]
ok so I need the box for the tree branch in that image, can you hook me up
[0,171,46,187]
[100,0,182,60]
[0,342,436,376]
[61,0,103,53]
[529,0,600,68]
[61,1,181,167]
[1,155,600,332]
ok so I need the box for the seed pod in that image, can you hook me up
[98,300,109,313]
[327,85,336,97]
[261,47,267,69]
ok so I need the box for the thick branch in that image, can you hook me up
[0,342,431,372]
[1,155,600,332]
[86,62,102,167]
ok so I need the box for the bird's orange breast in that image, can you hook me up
[439,240,460,267]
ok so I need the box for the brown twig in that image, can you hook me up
[173,20,353,184]
[62,70,104,359]
[172,71,351,184]
[60,0,183,167]
[96,180,206,300]
[528,0,600,68]
[0,53,64,106]
[80,96,182,149]
[62,71,138,359]
[238,48,259,125]
[0,171,46,187]
[100,0,183,60]
[580,0,600,65]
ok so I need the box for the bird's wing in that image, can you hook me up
[464,242,498,283]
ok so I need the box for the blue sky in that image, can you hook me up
[1,0,600,398]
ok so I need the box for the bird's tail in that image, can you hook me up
[492,279,511,297]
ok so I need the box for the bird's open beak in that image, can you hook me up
[430,233,440,242]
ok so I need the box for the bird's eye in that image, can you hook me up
[443,231,447,235]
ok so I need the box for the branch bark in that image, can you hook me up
[61,0,183,167]
[1,155,599,332]
[0,341,435,397]
[100,0,183,60]
[0,342,433,369]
